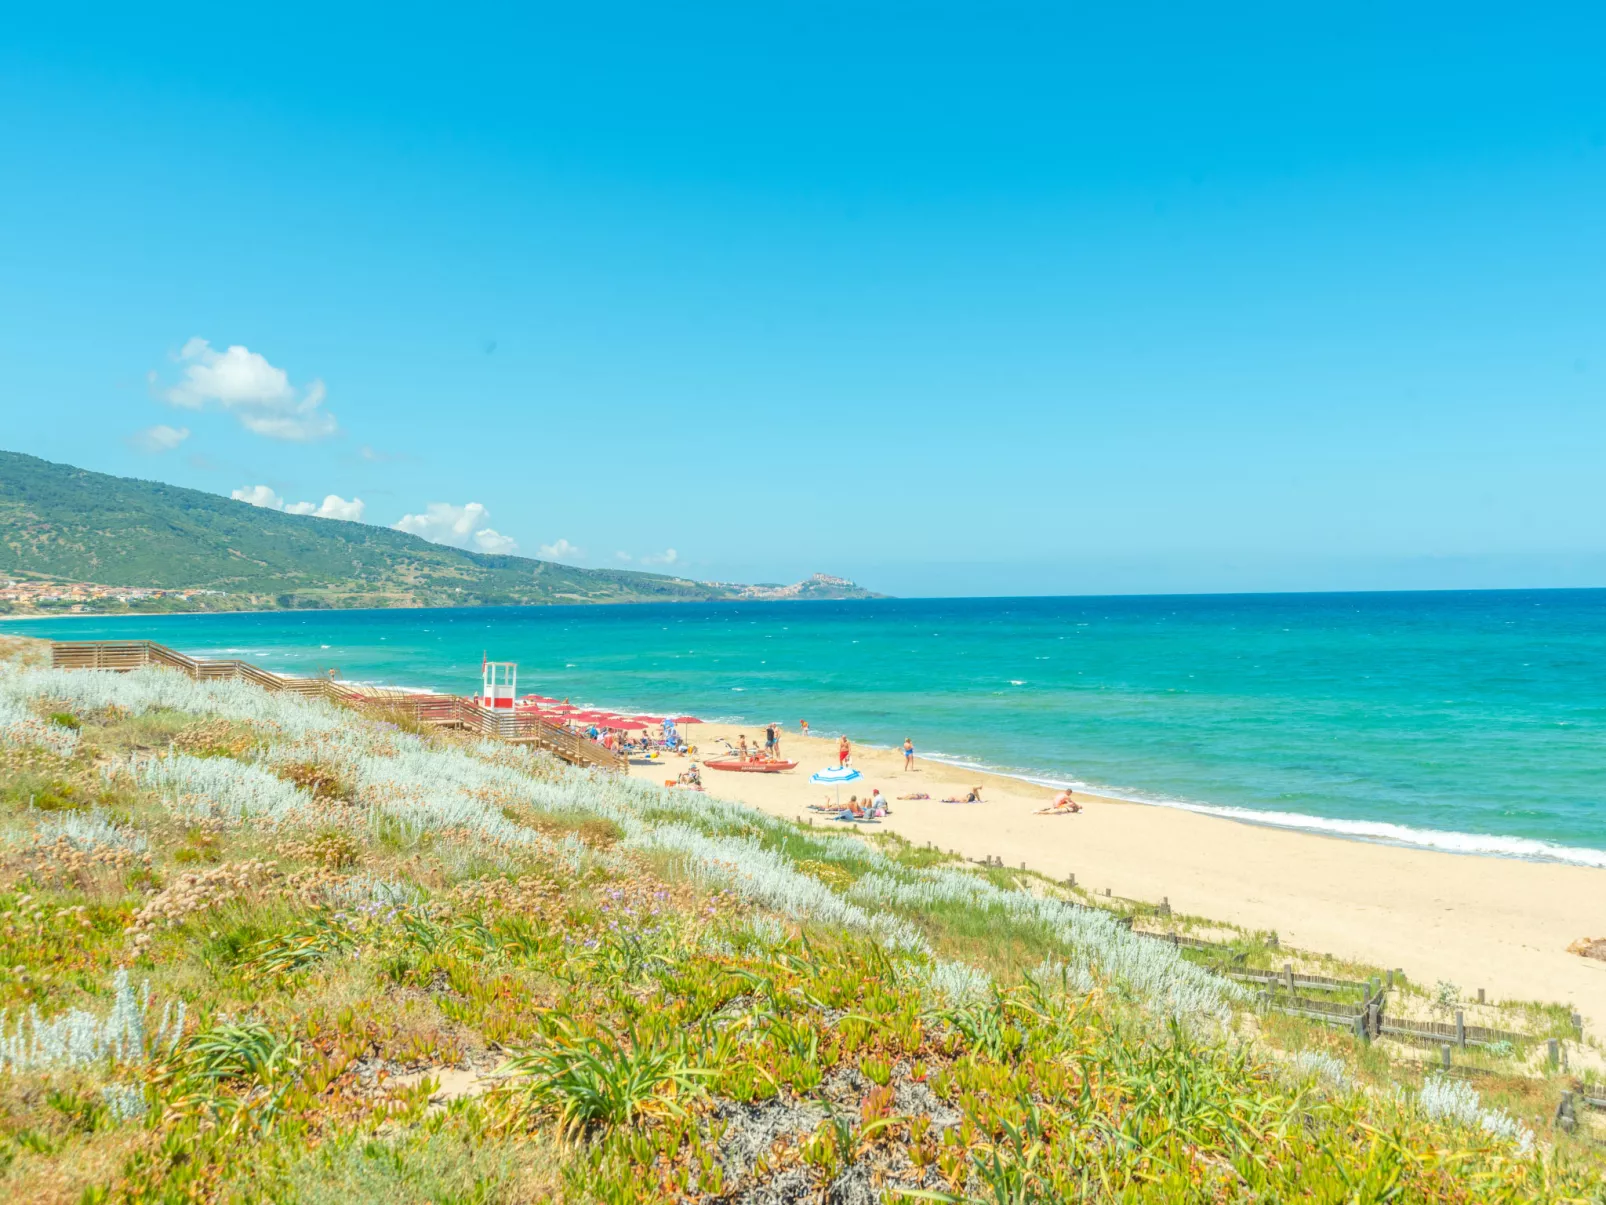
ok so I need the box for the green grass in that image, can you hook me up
[0,678,1599,1203]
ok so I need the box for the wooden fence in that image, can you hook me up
[1131,928,1551,1049]
[48,640,626,773]
[1377,1014,1533,1050]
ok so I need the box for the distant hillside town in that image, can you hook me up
[0,576,226,614]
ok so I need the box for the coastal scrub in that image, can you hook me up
[0,655,1597,1202]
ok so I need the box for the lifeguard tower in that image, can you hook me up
[479,656,517,710]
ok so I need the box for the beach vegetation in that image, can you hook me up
[0,652,1599,1201]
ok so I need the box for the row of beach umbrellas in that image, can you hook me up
[515,695,702,731]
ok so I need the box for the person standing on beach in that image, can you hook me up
[838,735,851,767]
[765,723,777,757]
[903,737,915,770]
[768,723,781,757]
[801,719,809,737]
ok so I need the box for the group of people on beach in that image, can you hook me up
[697,716,1082,822]
[589,723,686,757]
[810,787,891,821]
[732,723,785,762]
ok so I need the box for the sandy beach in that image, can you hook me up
[631,723,1606,1031]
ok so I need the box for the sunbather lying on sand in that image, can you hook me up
[942,786,984,803]
[1034,789,1081,815]
[897,792,930,800]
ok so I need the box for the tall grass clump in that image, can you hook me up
[1419,1075,1535,1154]
[33,806,150,854]
[622,822,929,955]
[0,970,185,1071]
[1,665,345,737]
[130,751,312,823]
[851,865,1241,1026]
[0,690,80,758]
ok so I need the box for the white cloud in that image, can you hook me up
[640,548,679,566]
[233,485,364,521]
[233,485,285,509]
[127,424,190,453]
[166,338,336,442]
[394,502,518,555]
[295,495,365,521]
[614,551,633,562]
[474,529,518,554]
[316,495,365,521]
[539,538,583,563]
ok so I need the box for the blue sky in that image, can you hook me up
[3,2,1604,596]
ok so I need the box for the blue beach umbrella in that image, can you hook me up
[809,765,862,806]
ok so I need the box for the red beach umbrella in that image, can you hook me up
[670,715,703,725]
[612,719,650,731]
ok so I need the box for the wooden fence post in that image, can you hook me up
[1557,1091,1577,1133]
[1440,1044,1451,1071]
[1284,964,1295,994]
[1386,968,1394,990]
[1548,1038,1560,1068]
[1455,1011,1465,1048]
[1476,987,1485,1004]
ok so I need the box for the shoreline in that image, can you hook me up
[892,748,1606,869]
[634,722,1606,1031]
[19,618,1605,868]
[13,631,1605,1024]
[643,719,1606,871]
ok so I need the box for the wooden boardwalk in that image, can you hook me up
[49,640,627,773]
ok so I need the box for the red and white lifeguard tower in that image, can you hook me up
[479,655,517,709]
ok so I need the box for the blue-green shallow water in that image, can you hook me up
[9,591,1604,865]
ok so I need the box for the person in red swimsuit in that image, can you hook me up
[838,735,851,766]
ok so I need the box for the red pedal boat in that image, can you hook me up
[702,758,798,773]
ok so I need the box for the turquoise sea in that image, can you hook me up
[9,591,1604,866]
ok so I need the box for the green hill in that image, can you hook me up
[0,450,874,612]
